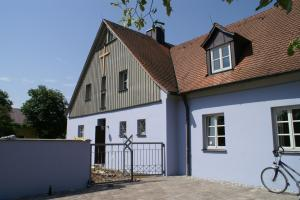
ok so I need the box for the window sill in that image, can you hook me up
[105,38,117,46]
[202,148,227,153]
[211,67,233,75]
[281,150,300,155]
[137,134,146,138]
[119,89,128,93]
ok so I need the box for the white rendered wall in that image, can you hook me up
[189,81,300,193]
[0,140,91,200]
[67,91,177,174]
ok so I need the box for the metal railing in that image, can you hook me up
[90,141,165,184]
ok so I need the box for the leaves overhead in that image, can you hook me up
[112,0,299,55]
[111,0,172,30]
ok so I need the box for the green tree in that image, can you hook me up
[112,0,299,56]
[21,85,68,139]
[0,89,15,137]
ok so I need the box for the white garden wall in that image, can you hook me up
[0,139,91,200]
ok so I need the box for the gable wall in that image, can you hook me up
[70,38,161,118]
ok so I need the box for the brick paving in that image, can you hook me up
[29,176,298,200]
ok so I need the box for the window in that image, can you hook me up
[137,119,146,136]
[273,106,300,151]
[101,76,106,92]
[78,125,84,138]
[119,121,126,138]
[210,44,232,73]
[119,70,128,92]
[101,76,106,109]
[203,114,226,149]
[106,30,115,44]
[85,84,92,101]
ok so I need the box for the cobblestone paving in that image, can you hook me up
[32,176,298,200]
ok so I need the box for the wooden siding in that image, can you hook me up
[69,38,161,118]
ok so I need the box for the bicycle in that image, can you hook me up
[261,146,300,196]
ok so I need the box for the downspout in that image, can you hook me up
[182,94,191,176]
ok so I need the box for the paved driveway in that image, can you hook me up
[30,176,298,200]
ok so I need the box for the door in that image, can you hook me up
[95,119,106,164]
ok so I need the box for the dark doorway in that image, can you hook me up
[95,118,106,164]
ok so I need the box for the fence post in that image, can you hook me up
[161,143,165,175]
[130,149,133,181]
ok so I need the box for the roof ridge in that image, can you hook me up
[172,4,278,49]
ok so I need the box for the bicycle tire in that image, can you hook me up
[261,167,288,194]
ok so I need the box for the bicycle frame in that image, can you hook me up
[276,158,300,194]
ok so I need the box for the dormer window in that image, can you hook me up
[201,23,252,76]
[211,44,232,73]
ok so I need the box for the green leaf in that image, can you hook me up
[256,0,273,11]
[276,0,293,13]
[162,0,172,16]
[139,0,147,11]
[287,38,300,56]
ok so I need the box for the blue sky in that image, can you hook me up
[0,0,271,108]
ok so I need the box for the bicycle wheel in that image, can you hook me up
[261,167,288,194]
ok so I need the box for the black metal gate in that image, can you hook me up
[90,136,165,184]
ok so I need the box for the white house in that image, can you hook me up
[67,1,300,191]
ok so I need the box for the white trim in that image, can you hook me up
[273,105,300,151]
[204,114,226,149]
[210,44,232,74]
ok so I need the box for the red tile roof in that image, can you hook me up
[105,20,178,93]
[171,0,300,93]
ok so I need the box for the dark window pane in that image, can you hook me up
[292,109,300,120]
[212,48,219,59]
[208,116,215,126]
[295,136,300,147]
[294,122,300,133]
[208,137,215,146]
[218,137,225,146]
[277,123,289,134]
[278,136,291,147]
[222,45,229,56]
[277,110,288,121]
[217,116,224,125]
[213,59,221,70]
[222,57,230,68]
[85,84,92,101]
[217,126,225,136]
[208,127,215,136]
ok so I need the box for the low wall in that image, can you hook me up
[0,139,91,200]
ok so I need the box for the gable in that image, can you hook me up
[69,25,161,118]
[171,2,300,93]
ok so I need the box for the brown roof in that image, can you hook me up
[171,0,300,93]
[104,20,178,92]
[9,108,26,125]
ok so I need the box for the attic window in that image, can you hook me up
[106,30,115,44]
[210,44,232,73]
[85,84,92,102]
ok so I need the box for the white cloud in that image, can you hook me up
[0,77,11,82]
[63,83,75,87]
[21,78,35,84]
[44,79,57,83]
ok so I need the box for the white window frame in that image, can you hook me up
[272,105,300,151]
[203,114,226,150]
[78,125,84,138]
[210,44,232,74]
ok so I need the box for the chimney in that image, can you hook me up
[146,26,165,44]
